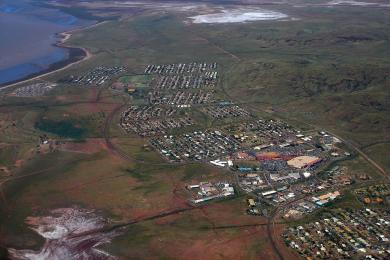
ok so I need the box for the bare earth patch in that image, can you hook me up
[327,0,390,7]
[8,207,122,259]
[188,8,289,24]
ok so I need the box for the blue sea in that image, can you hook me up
[0,0,92,85]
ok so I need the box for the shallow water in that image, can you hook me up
[0,0,92,85]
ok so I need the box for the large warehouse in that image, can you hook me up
[287,156,321,169]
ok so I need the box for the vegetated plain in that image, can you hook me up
[0,2,389,259]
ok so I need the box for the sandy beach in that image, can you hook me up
[0,21,107,91]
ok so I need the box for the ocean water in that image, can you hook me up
[0,0,92,85]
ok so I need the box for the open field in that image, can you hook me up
[362,142,390,173]
[0,1,389,259]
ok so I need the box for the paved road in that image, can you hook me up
[327,130,387,177]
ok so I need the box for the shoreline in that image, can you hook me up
[0,21,107,91]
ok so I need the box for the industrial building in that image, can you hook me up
[287,155,321,169]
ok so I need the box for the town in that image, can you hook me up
[120,105,194,137]
[2,2,389,259]
[117,63,353,214]
[202,103,251,119]
[66,62,383,258]
[11,82,57,97]
[284,208,390,259]
[61,66,126,86]
[186,181,235,204]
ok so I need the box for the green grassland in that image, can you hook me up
[119,74,152,88]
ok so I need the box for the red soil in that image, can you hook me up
[158,226,262,260]
[14,159,24,167]
[59,138,107,154]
